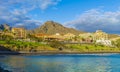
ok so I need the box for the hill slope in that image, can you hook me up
[29,21,85,35]
[0,24,11,31]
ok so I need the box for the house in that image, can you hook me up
[79,33,94,43]
[35,33,64,41]
[93,30,112,46]
[46,33,64,41]
[64,33,75,39]
[12,28,26,39]
[96,39,112,46]
[93,30,108,40]
[0,31,2,35]
[35,33,49,38]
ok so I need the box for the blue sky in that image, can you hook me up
[0,0,120,34]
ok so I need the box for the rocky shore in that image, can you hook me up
[0,66,11,72]
[0,51,120,55]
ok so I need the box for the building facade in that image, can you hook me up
[93,30,108,40]
[79,33,94,43]
[12,28,26,39]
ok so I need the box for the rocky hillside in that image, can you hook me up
[28,21,85,35]
[0,24,11,31]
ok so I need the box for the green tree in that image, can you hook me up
[115,39,120,48]
[47,40,66,51]
[1,35,13,41]
[27,34,43,42]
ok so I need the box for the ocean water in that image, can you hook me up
[0,54,120,72]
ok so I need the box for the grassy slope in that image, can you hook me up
[0,40,57,51]
[1,40,120,53]
[66,44,120,52]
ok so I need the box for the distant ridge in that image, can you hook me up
[0,24,11,31]
[28,21,85,35]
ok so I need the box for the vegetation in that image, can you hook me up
[0,40,57,51]
[108,34,120,39]
[112,39,120,48]
[0,34,66,52]
[0,26,120,52]
[66,44,120,52]
[0,35,13,41]
[27,34,43,42]
[0,34,120,53]
[47,40,67,51]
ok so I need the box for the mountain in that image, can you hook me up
[28,21,85,35]
[0,24,11,31]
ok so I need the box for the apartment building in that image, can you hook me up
[12,28,26,39]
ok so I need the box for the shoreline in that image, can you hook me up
[0,51,120,55]
[0,66,10,72]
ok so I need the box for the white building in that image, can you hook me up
[96,39,112,46]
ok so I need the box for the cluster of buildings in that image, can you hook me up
[35,33,75,41]
[0,27,26,39]
[0,27,112,46]
[11,28,26,39]
[79,30,111,46]
[34,30,112,46]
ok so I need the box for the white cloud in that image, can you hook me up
[65,9,120,34]
[39,0,61,10]
[0,7,41,29]
[0,0,61,11]
[0,0,61,29]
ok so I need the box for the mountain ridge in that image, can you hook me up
[28,21,85,35]
[0,22,120,39]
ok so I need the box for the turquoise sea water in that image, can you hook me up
[0,54,120,72]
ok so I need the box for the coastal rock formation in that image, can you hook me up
[0,66,10,72]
